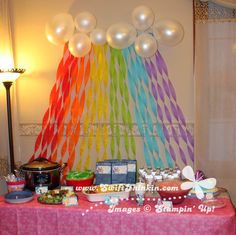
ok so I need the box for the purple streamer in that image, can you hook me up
[168,80,177,101]
[145,55,194,165]
[157,51,168,77]
[157,51,194,150]
[187,130,194,147]
[170,101,179,120]
[151,82,158,100]
[162,79,170,98]
[164,105,172,123]
[179,147,187,165]
[157,83,165,102]
[171,126,179,145]
[169,145,176,161]
[155,54,163,76]
[157,103,164,122]
[163,125,170,142]
[177,105,186,126]
[150,61,157,81]
[187,145,194,162]
[145,60,152,78]
[179,125,188,143]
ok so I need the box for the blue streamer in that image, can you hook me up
[135,48,173,167]
[134,107,144,136]
[144,142,152,167]
[123,46,168,168]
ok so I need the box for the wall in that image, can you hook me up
[2,0,193,169]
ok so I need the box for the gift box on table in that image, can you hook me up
[95,159,137,185]
[95,161,112,185]
[111,161,128,184]
[123,160,136,184]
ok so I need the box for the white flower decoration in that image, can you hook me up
[180,166,217,200]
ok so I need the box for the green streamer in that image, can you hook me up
[131,135,136,156]
[111,136,115,158]
[109,48,136,159]
[124,130,130,159]
[121,101,127,124]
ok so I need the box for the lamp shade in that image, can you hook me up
[0,68,25,82]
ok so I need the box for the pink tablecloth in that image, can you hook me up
[0,193,235,235]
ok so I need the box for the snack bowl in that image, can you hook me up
[6,180,25,192]
[66,176,95,192]
[155,179,191,204]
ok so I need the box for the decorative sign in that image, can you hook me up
[155,199,173,212]
[35,186,48,195]
[104,196,120,206]
[61,186,74,192]
[62,196,78,206]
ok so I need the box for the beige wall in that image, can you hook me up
[5,0,193,168]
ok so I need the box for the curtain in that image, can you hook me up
[200,0,236,9]
[195,0,236,206]
[211,0,236,8]
[0,0,14,68]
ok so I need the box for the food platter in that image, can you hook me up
[37,189,76,205]
[37,197,62,205]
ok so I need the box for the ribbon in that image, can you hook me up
[145,58,184,165]
[109,48,119,158]
[109,48,136,160]
[116,49,136,159]
[155,51,193,162]
[31,44,74,161]
[123,46,171,168]
[64,54,91,175]
[77,45,109,170]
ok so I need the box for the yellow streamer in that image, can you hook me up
[77,47,97,170]
[99,46,109,161]
[77,45,109,169]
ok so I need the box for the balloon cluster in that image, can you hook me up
[45,6,184,58]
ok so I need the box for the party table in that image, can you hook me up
[0,192,235,235]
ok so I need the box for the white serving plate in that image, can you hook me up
[83,190,130,202]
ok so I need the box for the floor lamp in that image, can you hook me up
[0,68,25,174]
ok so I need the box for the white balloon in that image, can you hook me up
[45,13,74,45]
[106,23,137,49]
[135,33,158,58]
[68,33,91,57]
[132,5,155,31]
[153,19,184,46]
[75,11,97,33]
[90,28,107,45]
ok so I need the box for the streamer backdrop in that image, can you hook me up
[30,44,193,174]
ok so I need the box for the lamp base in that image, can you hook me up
[3,81,15,174]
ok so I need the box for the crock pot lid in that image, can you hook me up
[21,157,60,171]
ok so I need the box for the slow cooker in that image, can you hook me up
[20,157,67,191]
